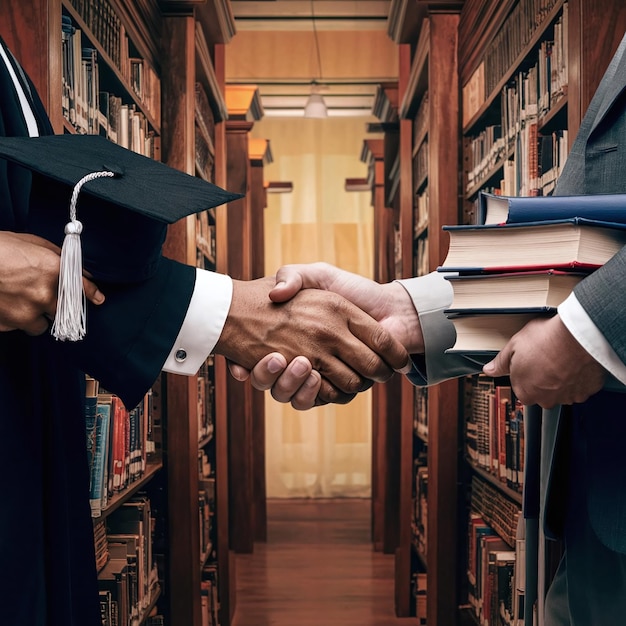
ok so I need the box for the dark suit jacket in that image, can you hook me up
[0,38,196,625]
[542,34,626,553]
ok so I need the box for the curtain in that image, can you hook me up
[253,116,379,498]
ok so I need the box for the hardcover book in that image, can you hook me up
[479,190,626,226]
[445,270,586,310]
[445,310,555,353]
[439,218,626,272]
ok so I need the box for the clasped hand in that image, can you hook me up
[217,273,411,406]
[227,263,422,409]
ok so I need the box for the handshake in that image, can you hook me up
[217,262,422,411]
[7,227,606,410]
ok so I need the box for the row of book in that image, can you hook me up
[414,189,429,238]
[202,565,220,626]
[85,377,158,517]
[467,508,524,626]
[441,191,626,352]
[66,0,161,120]
[466,4,568,197]
[67,0,122,71]
[413,138,428,195]
[95,495,161,626]
[413,91,429,148]
[472,475,520,549]
[465,377,525,493]
[197,359,216,441]
[62,18,99,134]
[463,0,563,126]
[199,478,216,563]
[482,0,563,104]
[61,15,160,147]
[467,62,568,197]
[414,236,429,278]
[195,82,217,185]
[413,387,428,440]
[412,450,428,560]
[411,571,427,624]
[465,127,568,224]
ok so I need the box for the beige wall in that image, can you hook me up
[251,116,382,498]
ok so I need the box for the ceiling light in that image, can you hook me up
[304,0,327,118]
[304,87,328,118]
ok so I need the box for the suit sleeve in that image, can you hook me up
[397,271,486,386]
[60,257,196,409]
[573,244,626,364]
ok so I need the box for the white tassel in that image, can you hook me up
[51,170,114,341]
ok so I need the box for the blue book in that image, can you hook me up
[479,190,626,226]
[85,392,98,481]
[90,400,112,517]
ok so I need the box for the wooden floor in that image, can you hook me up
[232,498,412,626]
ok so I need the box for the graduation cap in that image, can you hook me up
[0,134,242,341]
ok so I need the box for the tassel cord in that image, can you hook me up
[51,170,114,341]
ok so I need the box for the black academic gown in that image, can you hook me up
[0,38,196,626]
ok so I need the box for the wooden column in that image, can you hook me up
[225,85,263,554]
[248,137,273,543]
[160,14,202,626]
[361,138,389,553]
[212,39,236,626]
[423,14,460,626]
[372,82,404,557]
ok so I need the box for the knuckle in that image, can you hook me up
[270,387,290,404]
[341,372,366,394]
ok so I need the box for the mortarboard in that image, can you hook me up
[0,134,243,340]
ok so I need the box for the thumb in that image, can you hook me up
[270,265,306,303]
[483,346,511,378]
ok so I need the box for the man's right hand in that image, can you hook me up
[0,232,104,336]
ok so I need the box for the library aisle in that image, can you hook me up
[232,499,407,626]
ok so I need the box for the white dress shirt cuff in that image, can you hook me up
[558,292,626,385]
[162,269,233,375]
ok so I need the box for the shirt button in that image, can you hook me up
[175,349,187,362]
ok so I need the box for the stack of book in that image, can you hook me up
[440,191,626,352]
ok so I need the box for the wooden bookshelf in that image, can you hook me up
[247,137,273,544]
[457,2,626,625]
[377,1,462,626]
[160,3,235,626]
[0,2,175,624]
[223,84,263,555]
[2,1,239,625]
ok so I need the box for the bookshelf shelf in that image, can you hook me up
[454,3,626,623]
[99,459,164,519]
[464,146,514,200]
[384,4,461,624]
[538,94,568,134]
[466,458,523,506]
[63,117,77,134]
